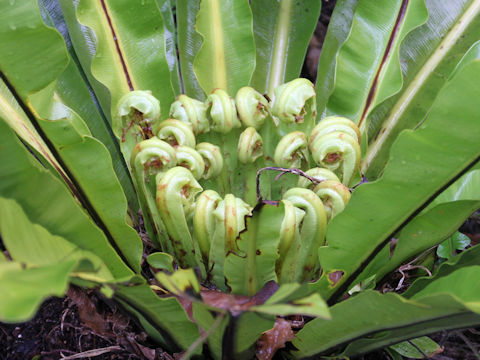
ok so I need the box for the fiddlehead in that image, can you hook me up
[115,90,161,163]
[193,190,222,266]
[235,87,271,129]
[309,116,361,186]
[208,194,252,289]
[271,78,316,134]
[297,167,340,189]
[156,119,196,148]
[274,131,309,168]
[238,127,263,164]
[206,88,240,134]
[156,167,203,269]
[130,137,176,250]
[309,116,361,146]
[282,188,327,282]
[170,94,210,135]
[174,146,206,180]
[275,200,305,283]
[115,90,160,137]
[309,131,361,186]
[313,180,351,221]
[195,142,224,179]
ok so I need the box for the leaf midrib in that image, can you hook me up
[99,0,134,91]
[362,0,480,172]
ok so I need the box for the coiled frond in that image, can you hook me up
[115,90,161,139]
[274,131,309,168]
[170,94,209,135]
[156,167,203,269]
[313,180,351,221]
[156,119,196,148]
[206,88,240,134]
[271,78,316,134]
[282,188,327,281]
[235,86,271,129]
[174,146,206,180]
[196,142,224,179]
[297,167,340,189]
[193,190,222,265]
[238,127,263,164]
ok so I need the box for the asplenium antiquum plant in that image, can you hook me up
[1,0,480,359]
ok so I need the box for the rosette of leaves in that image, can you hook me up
[1,1,480,359]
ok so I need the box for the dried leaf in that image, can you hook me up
[67,287,112,337]
[201,281,278,316]
[256,318,295,360]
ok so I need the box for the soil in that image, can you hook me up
[2,1,480,359]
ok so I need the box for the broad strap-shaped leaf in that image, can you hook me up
[364,0,480,177]
[176,0,205,99]
[29,84,143,272]
[39,0,138,211]
[293,290,480,358]
[323,0,428,132]
[0,260,76,323]
[365,169,480,284]
[192,303,230,360]
[157,0,182,95]
[64,0,174,119]
[0,120,132,279]
[0,78,65,178]
[313,43,480,303]
[405,244,480,297]
[0,197,113,282]
[249,0,322,96]
[224,203,285,296]
[193,0,255,95]
[0,0,143,272]
[315,0,359,118]
[114,284,200,352]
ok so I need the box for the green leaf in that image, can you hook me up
[155,268,201,296]
[390,336,441,359]
[249,0,322,96]
[157,0,182,95]
[410,266,480,313]
[0,0,143,272]
[28,85,143,272]
[0,260,76,323]
[313,42,480,302]
[0,78,64,177]
[114,284,200,352]
[234,312,275,355]
[364,0,480,177]
[431,169,480,206]
[147,252,175,273]
[0,119,132,279]
[323,0,428,131]
[405,244,480,298]
[437,231,471,260]
[176,0,205,99]
[360,169,480,284]
[0,197,113,281]
[68,0,175,119]
[193,0,255,95]
[292,290,480,358]
[38,1,137,211]
[315,0,359,117]
[252,292,330,319]
[192,303,229,360]
[224,203,285,296]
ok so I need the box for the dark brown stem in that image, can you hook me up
[256,166,326,204]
